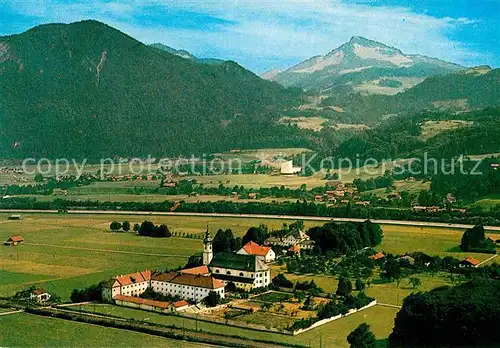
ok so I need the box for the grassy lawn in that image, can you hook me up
[273,270,453,306]
[0,312,208,347]
[75,303,397,347]
[419,120,473,140]
[469,194,500,210]
[378,225,492,262]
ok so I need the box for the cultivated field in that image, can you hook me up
[0,213,321,300]
[419,120,473,140]
[0,313,209,347]
[1,212,492,347]
[0,213,489,302]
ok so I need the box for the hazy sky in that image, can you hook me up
[1,0,499,73]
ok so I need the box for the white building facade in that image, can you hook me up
[151,272,225,302]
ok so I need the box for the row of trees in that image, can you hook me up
[307,220,383,256]
[136,221,172,238]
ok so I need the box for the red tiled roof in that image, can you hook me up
[242,241,272,257]
[114,295,171,309]
[32,288,48,295]
[487,234,500,243]
[369,252,386,260]
[462,257,481,266]
[8,236,24,242]
[288,244,301,253]
[152,272,225,289]
[180,265,210,275]
[173,300,189,308]
[115,270,151,286]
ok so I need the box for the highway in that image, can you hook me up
[2,209,500,231]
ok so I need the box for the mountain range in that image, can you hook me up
[149,43,224,65]
[0,20,304,158]
[0,20,498,159]
[263,36,464,94]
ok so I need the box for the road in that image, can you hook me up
[2,209,500,231]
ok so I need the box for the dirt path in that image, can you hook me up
[478,254,498,266]
[24,242,188,258]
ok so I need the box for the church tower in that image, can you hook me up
[203,227,213,265]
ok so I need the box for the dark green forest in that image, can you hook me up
[0,20,304,159]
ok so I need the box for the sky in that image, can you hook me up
[1,0,499,73]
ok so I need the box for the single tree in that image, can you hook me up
[347,323,377,348]
[242,225,269,245]
[355,278,365,291]
[409,277,421,289]
[138,221,155,236]
[122,221,131,232]
[203,291,221,307]
[110,221,121,232]
[337,276,353,297]
[213,229,236,254]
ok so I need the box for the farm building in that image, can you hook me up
[280,160,301,175]
[8,214,22,220]
[101,270,152,302]
[30,288,51,303]
[237,241,276,263]
[264,229,312,249]
[459,257,481,268]
[4,236,24,246]
[113,295,188,313]
[369,252,386,261]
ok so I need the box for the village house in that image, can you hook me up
[388,193,402,200]
[412,206,443,213]
[369,252,386,261]
[298,239,315,250]
[30,288,51,303]
[237,241,276,263]
[101,270,152,302]
[280,160,301,175]
[326,181,343,189]
[459,257,481,268]
[326,190,345,199]
[248,192,257,199]
[264,229,311,248]
[446,193,457,204]
[113,295,174,313]
[487,234,500,244]
[4,235,24,246]
[355,201,371,207]
[150,271,225,302]
[287,244,301,255]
